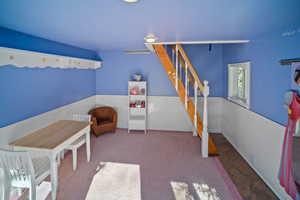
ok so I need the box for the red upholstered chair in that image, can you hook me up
[88,107,117,136]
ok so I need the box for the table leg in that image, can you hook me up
[86,130,91,162]
[50,153,58,200]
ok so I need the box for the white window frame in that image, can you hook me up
[228,61,251,109]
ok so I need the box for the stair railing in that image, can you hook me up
[171,44,209,158]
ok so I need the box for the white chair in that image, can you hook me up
[62,114,91,171]
[0,149,50,200]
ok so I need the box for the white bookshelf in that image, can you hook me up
[128,81,147,134]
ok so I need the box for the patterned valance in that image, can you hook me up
[0,47,101,69]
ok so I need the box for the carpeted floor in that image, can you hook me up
[46,129,241,200]
[211,133,279,200]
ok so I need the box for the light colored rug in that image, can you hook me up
[171,181,194,200]
[171,181,221,200]
[193,183,221,200]
[85,162,141,200]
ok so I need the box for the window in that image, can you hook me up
[228,62,250,109]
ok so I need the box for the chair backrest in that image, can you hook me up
[88,107,117,121]
[0,149,35,183]
[72,114,91,122]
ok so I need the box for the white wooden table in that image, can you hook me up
[9,120,91,200]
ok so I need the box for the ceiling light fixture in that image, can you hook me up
[144,34,158,43]
[123,0,139,3]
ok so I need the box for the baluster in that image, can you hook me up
[175,45,179,90]
[202,80,209,158]
[193,82,198,136]
[179,58,182,80]
[181,59,184,81]
[185,62,188,109]
[172,47,175,64]
[187,74,189,97]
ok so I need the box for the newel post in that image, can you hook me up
[202,80,209,158]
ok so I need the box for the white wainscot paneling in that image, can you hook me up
[96,95,223,132]
[147,96,192,131]
[197,97,223,133]
[0,95,223,148]
[96,95,192,131]
[221,99,290,199]
[0,96,96,149]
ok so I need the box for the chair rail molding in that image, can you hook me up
[0,47,102,69]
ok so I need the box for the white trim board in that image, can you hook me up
[0,47,102,69]
[145,40,249,51]
[146,40,249,45]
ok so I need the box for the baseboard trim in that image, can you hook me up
[117,128,193,135]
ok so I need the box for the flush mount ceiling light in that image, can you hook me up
[123,0,139,3]
[144,34,158,43]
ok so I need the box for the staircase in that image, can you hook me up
[153,44,218,156]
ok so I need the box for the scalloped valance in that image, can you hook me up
[0,47,101,69]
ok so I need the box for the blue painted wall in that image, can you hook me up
[184,44,224,97]
[96,51,176,96]
[96,45,224,96]
[0,27,99,127]
[223,27,300,125]
[0,27,100,60]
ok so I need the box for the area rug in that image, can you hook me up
[85,162,141,200]
[171,181,222,200]
[193,183,221,200]
[171,181,194,200]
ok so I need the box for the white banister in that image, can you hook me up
[175,45,179,90]
[185,62,188,109]
[202,80,209,158]
[193,82,198,136]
